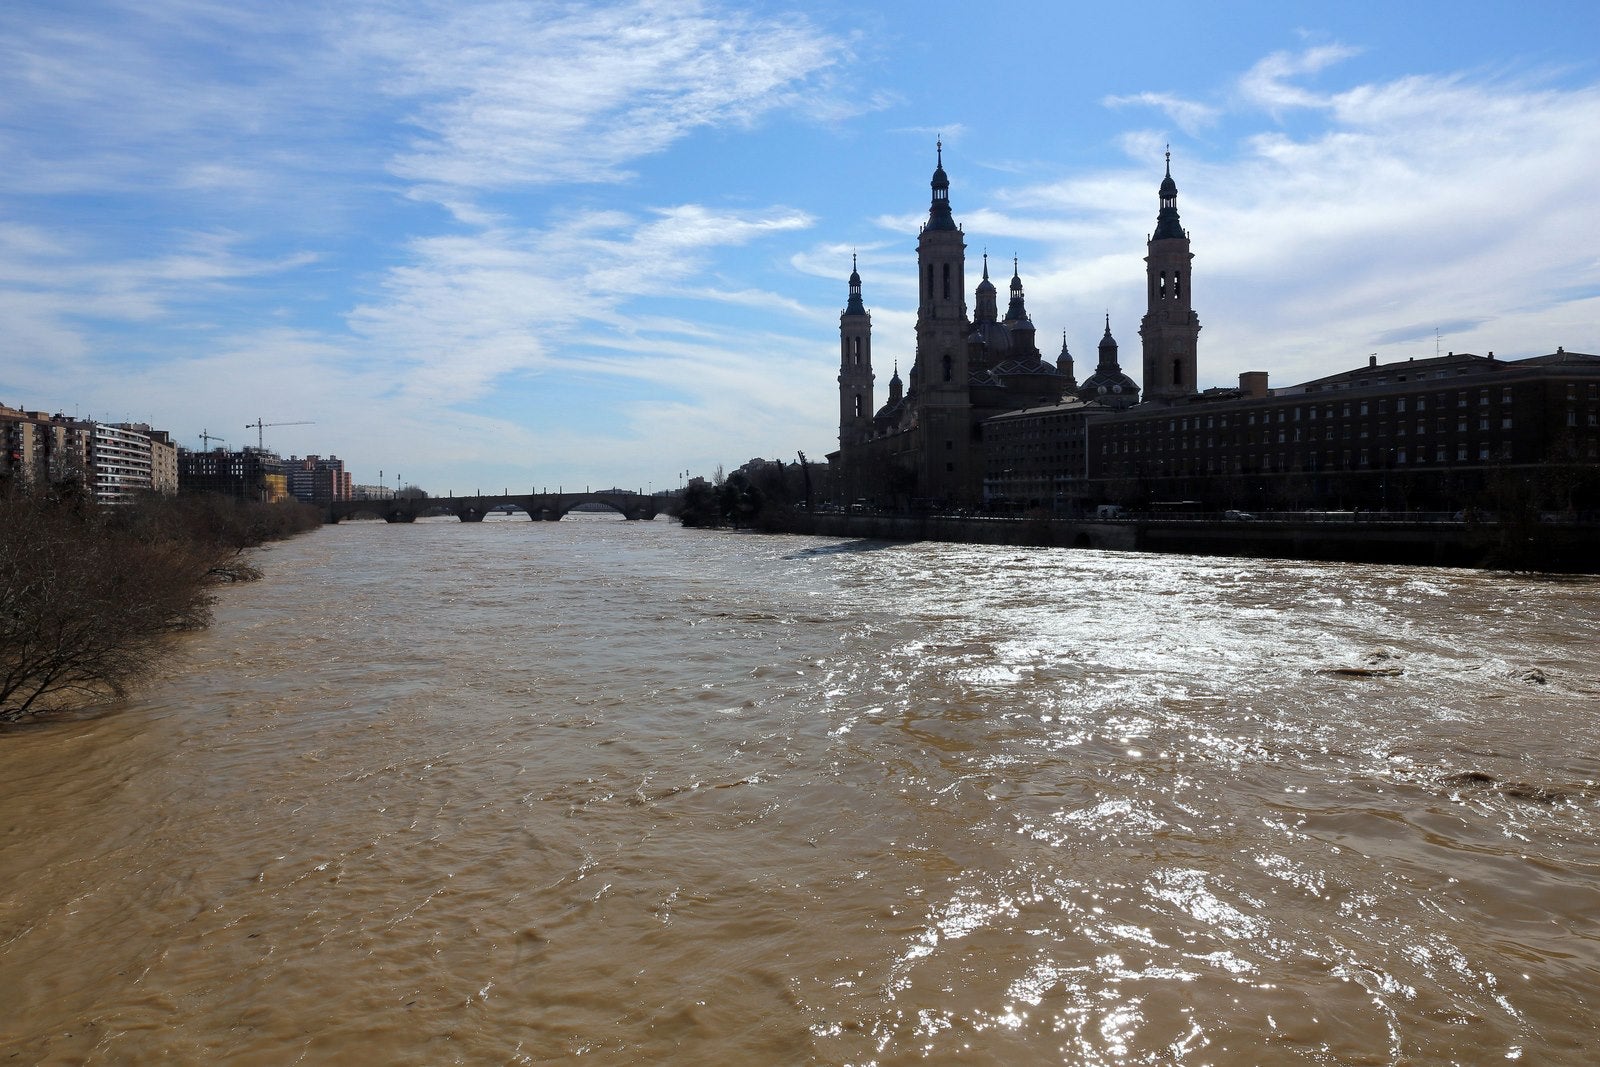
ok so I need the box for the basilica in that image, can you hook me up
[828,147,1600,518]
[830,145,1199,508]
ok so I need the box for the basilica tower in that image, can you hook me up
[1139,151,1201,403]
[913,142,973,503]
[838,255,874,448]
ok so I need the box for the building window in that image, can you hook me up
[1396,398,1407,413]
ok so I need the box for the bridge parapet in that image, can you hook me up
[326,491,658,524]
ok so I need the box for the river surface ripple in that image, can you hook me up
[2,516,1598,1065]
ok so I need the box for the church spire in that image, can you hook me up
[925,139,957,231]
[1004,255,1030,326]
[838,253,874,448]
[1140,148,1201,403]
[845,251,866,315]
[1153,145,1184,240]
[973,251,997,323]
[1056,330,1077,387]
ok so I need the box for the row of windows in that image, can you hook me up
[1130,415,1529,451]
[1105,442,1523,474]
[1111,409,1599,451]
[1104,385,1598,442]
[1106,421,1535,456]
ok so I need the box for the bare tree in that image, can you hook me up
[1,490,321,721]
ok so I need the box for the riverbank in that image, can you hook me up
[0,490,325,723]
[770,509,1600,572]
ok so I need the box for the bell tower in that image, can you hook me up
[1139,149,1200,403]
[838,254,874,448]
[913,141,973,504]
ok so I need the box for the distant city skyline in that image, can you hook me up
[3,1,1597,494]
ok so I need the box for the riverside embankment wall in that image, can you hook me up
[782,513,1599,571]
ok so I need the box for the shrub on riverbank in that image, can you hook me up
[0,489,322,722]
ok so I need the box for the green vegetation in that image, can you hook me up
[677,458,813,530]
[1,487,322,722]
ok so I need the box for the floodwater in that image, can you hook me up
[2,515,1598,1064]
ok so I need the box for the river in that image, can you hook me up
[2,515,1598,1064]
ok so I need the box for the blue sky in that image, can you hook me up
[3,1,1597,495]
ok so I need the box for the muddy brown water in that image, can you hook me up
[3,516,1598,1064]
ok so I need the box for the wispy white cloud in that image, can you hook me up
[366,0,845,191]
[0,2,364,198]
[903,55,1600,391]
[4,9,1596,494]
[0,0,853,484]
[1102,91,1222,135]
[1237,42,1363,113]
[345,200,815,411]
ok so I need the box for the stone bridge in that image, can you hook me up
[326,491,660,524]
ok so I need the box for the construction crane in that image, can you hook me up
[198,428,227,449]
[245,418,314,451]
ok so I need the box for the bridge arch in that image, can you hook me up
[325,490,660,524]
